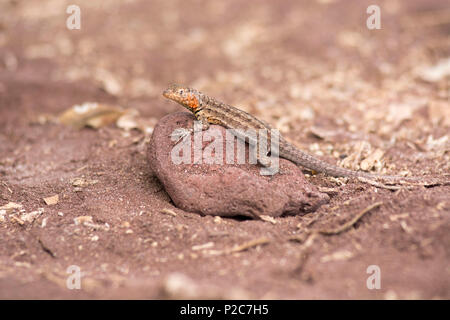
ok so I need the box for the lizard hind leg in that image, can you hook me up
[257,152,272,167]
[254,141,285,177]
[249,136,272,167]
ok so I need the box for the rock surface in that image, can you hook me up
[148,112,329,218]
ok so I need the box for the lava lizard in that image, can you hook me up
[162,84,449,189]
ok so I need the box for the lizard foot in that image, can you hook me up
[170,127,193,145]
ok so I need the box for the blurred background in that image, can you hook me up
[0,0,449,299]
[1,0,448,128]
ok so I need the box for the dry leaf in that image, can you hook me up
[59,102,125,129]
[230,237,270,253]
[19,208,44,224]
[418,58,450,82]
[161,208,177,217]
[71,178,99,187]
[94,69,123,95]
[192,242,214,251]
[43,195,59,206]
[116,111,158,133]
[320,250,354,263]
[74,216,93,225]
[339,141,372,170]
[360,149,385,171]
[116,112,139,131]
[0,202,23,213]
[259,215,277,224]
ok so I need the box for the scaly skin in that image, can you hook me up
[163,84,449,188]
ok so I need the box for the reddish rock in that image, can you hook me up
[148,112,329,218]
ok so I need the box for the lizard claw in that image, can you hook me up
[170,128,193,144]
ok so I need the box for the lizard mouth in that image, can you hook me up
[162,89,172,99]
[162,91,180,105]
[163,84,183,99]
[162,87,183,104]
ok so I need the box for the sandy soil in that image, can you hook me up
[0,0,449,299]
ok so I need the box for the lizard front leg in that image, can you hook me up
[171,117,210,144]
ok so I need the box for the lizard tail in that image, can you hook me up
[279,140,450,186]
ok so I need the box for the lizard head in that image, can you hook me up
[163,84,201,113]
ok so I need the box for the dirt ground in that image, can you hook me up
[0,0,449,299]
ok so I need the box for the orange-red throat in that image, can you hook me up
[163,84,200,112]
